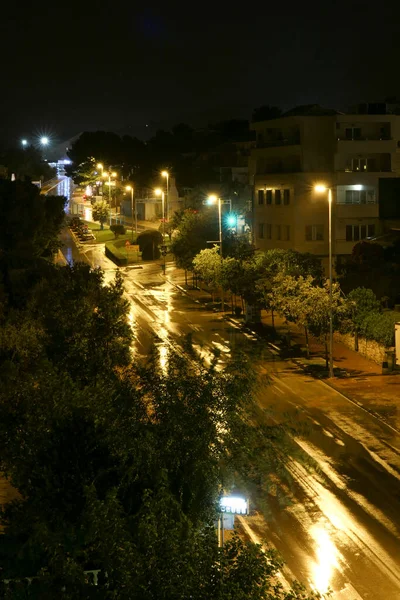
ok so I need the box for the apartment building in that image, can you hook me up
[249,104,400,268]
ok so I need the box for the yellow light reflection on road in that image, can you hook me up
[309,522,339,595]
[158,344,168,374]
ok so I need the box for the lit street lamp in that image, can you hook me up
[21,139,28,147]
[103,171,117,204]
[40,137,49,146]
[155,188,166,272]
[207,194,224,312]
[161,170,169,221]
[315,184,334,378]
[126,185,136,240]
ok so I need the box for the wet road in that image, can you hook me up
[54,179,400,599]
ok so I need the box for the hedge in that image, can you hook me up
[360,310,399,347]
[105,240,128,266]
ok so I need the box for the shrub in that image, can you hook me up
[360,311,397,347]
[110,224,126,239]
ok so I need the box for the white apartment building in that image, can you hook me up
[249,106,400,268]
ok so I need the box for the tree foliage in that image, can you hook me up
[92,199,110,229]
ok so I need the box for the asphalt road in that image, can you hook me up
[56,179,400,599]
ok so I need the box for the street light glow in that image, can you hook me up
[40,136,49,145]
[97,163,103,170]
[111,171,117,177]
[315,184,327,193]
[21,139,28,146]
[154,188,162,196]
[207,194,218,204]
[161,170,169,178]
[125,185,132,191]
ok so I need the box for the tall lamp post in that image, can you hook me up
[97,163,104,197]
[126,185,136,240]
[207,194,224,312]
[161,170,169,221]
[315,184,334,378]
[155,188,166,272]
[103,171,117,204]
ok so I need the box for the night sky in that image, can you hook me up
[1,0,399,145]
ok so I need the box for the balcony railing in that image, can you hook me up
[337,135,392,141]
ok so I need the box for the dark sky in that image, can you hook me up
[1,0,399,145]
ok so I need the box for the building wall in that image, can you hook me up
[251,113,400,262]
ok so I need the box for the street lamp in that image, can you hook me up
[315,184,334,378]
[207,194,224,312]
[103,171,117,204]
[161,170,169,221]
[40,137,49,146]
[21,139,28,147]
[126,185,136,240]
[155,188,166,272]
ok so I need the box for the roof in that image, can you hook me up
[282,104,342,117]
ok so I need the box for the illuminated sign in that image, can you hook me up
[219,496,249,515]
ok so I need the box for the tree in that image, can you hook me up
[170,210,216,277]
[25,264,132,384]
[0,145,56,182]
[137,230,162,260]
[347,287,381,351]
[267,273,349,364]
[92,199,110,230]
[252,105,282,122]
[193,246,222,302]
[0,342,318,598]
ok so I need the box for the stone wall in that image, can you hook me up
[334,332,387,365]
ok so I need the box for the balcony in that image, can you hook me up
[337,135,392,141]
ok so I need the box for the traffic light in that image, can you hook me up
[226,214,237,229]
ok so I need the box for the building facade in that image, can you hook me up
[249,107,400,268]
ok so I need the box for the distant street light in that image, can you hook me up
[161,170,169,221]
[155,187,166,272]
[102,171,117,204]
[21,139,28,147]
[40,137,49,146]
[126,185,136,239]
[207,194,224,311]
[315,184,334,378]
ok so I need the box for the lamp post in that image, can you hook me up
[155,188,166,272]
[207,194,224,312]
[161,170,169,221]
[126,185,136,240]
[103,171,117,204]
[315,184,334,378]
[97,163,104,197]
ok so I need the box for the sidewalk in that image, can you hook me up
[164,265,400,407]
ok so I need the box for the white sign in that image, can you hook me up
[220,496,249,515]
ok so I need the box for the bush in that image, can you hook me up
[360,311,397,347]
[105,241,128,266]
[110,224,126,239]
[137,230,162,260]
